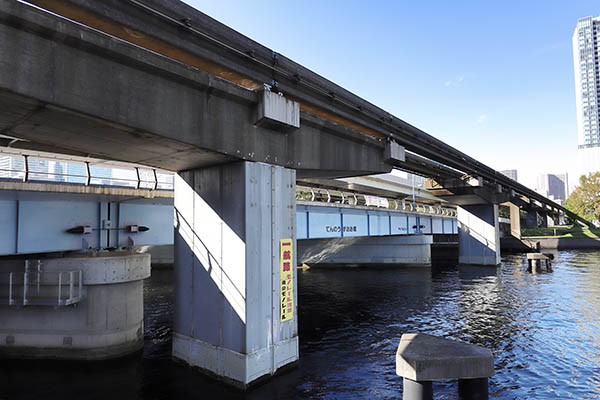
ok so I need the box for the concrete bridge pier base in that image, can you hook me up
[297,235,433,266]
[0,252,150,359]
[172,161,298,389]
[457,204,501,266]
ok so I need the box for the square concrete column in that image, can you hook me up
[538,212,548,228]
[525,210,540,228]
[172,161,298,388]
[457,204,501,266]
[559,213,567,225]
[508,203,521,239]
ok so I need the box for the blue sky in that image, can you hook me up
[184,1,599,190]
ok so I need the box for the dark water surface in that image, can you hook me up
[3,250,600,399]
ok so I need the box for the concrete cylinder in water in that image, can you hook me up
[0,252,150,360]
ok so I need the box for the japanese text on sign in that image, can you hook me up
[280,238,294,322]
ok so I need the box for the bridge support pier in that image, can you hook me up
[525,210,542,229]
[0,252,150,359]
[457,204,500,266]
[538,212,548,228]
[172,161,298,389]
[297,235,433,265]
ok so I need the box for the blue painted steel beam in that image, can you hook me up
[296,204,457,240]
[0,197,173,256]
[0,191,455,255]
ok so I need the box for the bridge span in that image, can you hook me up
[0,0,584,389]
[0,149,456,257]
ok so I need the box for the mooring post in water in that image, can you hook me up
[402,378,433,400]
[527,253,553,273]
[396,333,494,400]
[458,377,490,399]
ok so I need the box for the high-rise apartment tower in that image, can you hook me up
[573,16,600,176]
[536,173,568,202]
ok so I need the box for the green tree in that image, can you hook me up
[564,172,600,224]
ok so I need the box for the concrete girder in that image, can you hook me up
[504,194,528,209]
[14,0,589,227]
[528,199,544,211]
[0,2,390,178]
[425,179,510,206]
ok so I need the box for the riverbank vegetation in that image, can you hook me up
[564,172,600,225]
[522,224,600,238]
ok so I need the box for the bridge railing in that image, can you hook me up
[297,187,457,217]
[0,152,174,190]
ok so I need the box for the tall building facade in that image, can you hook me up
[536,173,568,202]
[573,16,600,176]
[500,169,518,181]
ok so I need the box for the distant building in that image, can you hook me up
[0,154,13,178]
[536,173,568,201]
[0,154,25,180]
[389,169,426,188]
[573,16,600,176]
[500,169,518,181]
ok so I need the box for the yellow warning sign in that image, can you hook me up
[280,238,294,322]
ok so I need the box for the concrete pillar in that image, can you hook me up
[538,212,548,228]
[172,161,298,389]
[508,203,521,239]
[525,211,538,229]
[531,259,539,273]
[457,204,501,266]
[458,378,489,400]
[559,213,567,225]
[403,378,433,400]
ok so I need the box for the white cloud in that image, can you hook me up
[444,75,465,87]
[477,114,487,123]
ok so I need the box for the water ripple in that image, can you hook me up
[3,251,600,399]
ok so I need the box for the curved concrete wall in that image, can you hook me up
[0,252,150,360]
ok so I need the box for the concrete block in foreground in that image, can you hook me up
[396,333,494,381]
[396,333,493,399]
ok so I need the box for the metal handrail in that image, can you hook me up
[0,153,174,190]
[5,268,83,307]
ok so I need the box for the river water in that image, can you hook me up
[2,250,600,399]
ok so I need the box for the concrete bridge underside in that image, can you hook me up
[0,2,391,388]
[0,0,546,390]
[0,1,390,179]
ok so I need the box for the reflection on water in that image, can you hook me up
[2,251,600,399]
